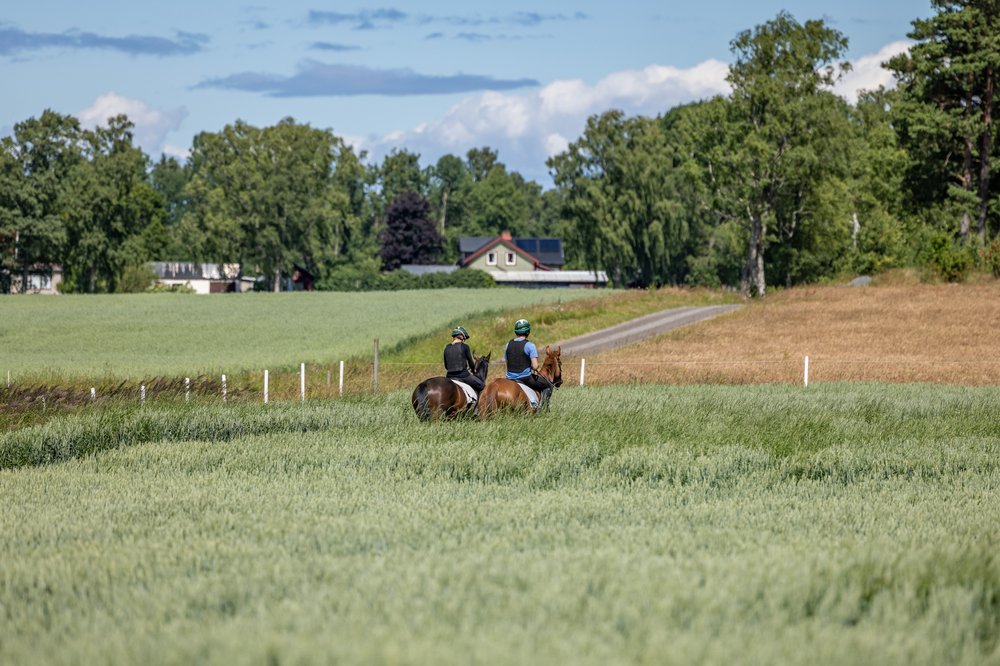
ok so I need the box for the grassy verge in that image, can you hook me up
[381,287,738,364]
[2,384,999,665]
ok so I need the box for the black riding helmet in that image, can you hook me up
[451,326,470,340]
[514,319,530,335]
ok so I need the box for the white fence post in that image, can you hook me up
[373,338,379,393]
[264,369,269,404]
[141,384,146,405]
[804,356,810,388]
[339,360,344,397]
[222,374,227,402]
[300,363,306,402]
[580,358,586,386]
[90,387,96,401]
[185,377,190,402]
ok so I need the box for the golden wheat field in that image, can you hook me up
[581,282,1000,386]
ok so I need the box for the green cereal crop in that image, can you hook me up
[0,289,598,380]
[2,383,999,665]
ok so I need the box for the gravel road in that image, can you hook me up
[552,304,742,357]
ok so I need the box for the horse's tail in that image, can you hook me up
[411,382,433,422]
[478,381,499,421]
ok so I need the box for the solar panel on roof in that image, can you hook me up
[539,239,560,253]
[513,239,536,252]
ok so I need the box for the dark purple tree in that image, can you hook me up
[379,191,444,270]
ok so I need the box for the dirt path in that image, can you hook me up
[552,304,742,357]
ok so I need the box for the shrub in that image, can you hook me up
[117,264,159,293]
[922,231,973,282]
[978,237,1000,278]
[318,268,494,291]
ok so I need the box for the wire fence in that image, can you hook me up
[5,350,1000,421]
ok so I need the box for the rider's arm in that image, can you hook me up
[530,357,539,372]
[464,343,475,370]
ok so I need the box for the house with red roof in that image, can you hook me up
[458,232,607,288]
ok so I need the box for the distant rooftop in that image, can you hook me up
[149,262,240,280]
[458,235,564,268]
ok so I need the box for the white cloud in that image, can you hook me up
[77,93,187,156]
[354,42,910,183]
[834,40,911,103]
[358,59,731,182]
[161,144,191,161]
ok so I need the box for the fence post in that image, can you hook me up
[327,369,331,387]
[300,363,306,402]
[185,377,190,402]
[373,338,379,393]
[91,387,96,401]
[339,360,344,397]
[804,356,810,388]
[264,369,269,404]
[222,374,227,402]
[580,358,586,386]
[141,384,146,405]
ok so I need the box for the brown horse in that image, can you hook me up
[478,346,562,420]
[411,353,491,421]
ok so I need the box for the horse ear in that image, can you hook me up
[544,345,551,355]
[485,352,492,361]
[556,346,561,355]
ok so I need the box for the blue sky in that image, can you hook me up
[2,0,931,182]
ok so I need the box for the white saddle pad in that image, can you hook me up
[515,382,540,409]
[450,379,478,405]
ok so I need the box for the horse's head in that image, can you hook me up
[542,345,562,388]
[473,351,491,381]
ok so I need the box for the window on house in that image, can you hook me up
[28,274,51,291]
[505,251,516,266]
[486,251,498,266]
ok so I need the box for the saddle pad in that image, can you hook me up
[450,379,478,405]
[515,382,540,409]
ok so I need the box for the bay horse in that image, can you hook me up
[478,346,562,420]
[411,352,491,421]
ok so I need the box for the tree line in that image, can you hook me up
[2,3,998,296]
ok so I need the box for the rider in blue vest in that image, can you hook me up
[444,326,484,394]
[504,318,553,408]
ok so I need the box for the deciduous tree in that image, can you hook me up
[378,191,443,270]
[0,110,83,293]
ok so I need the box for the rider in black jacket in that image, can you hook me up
[504,318,554,408]
[443,326,485,394]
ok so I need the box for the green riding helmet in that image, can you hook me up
[451,326,470,340]
[513,319,531,335]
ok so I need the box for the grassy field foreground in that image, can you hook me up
[2,384,999,665]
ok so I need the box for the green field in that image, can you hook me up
[0,290,600,380]
[2,384,998,664]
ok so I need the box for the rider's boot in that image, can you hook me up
[538,387,553,411]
